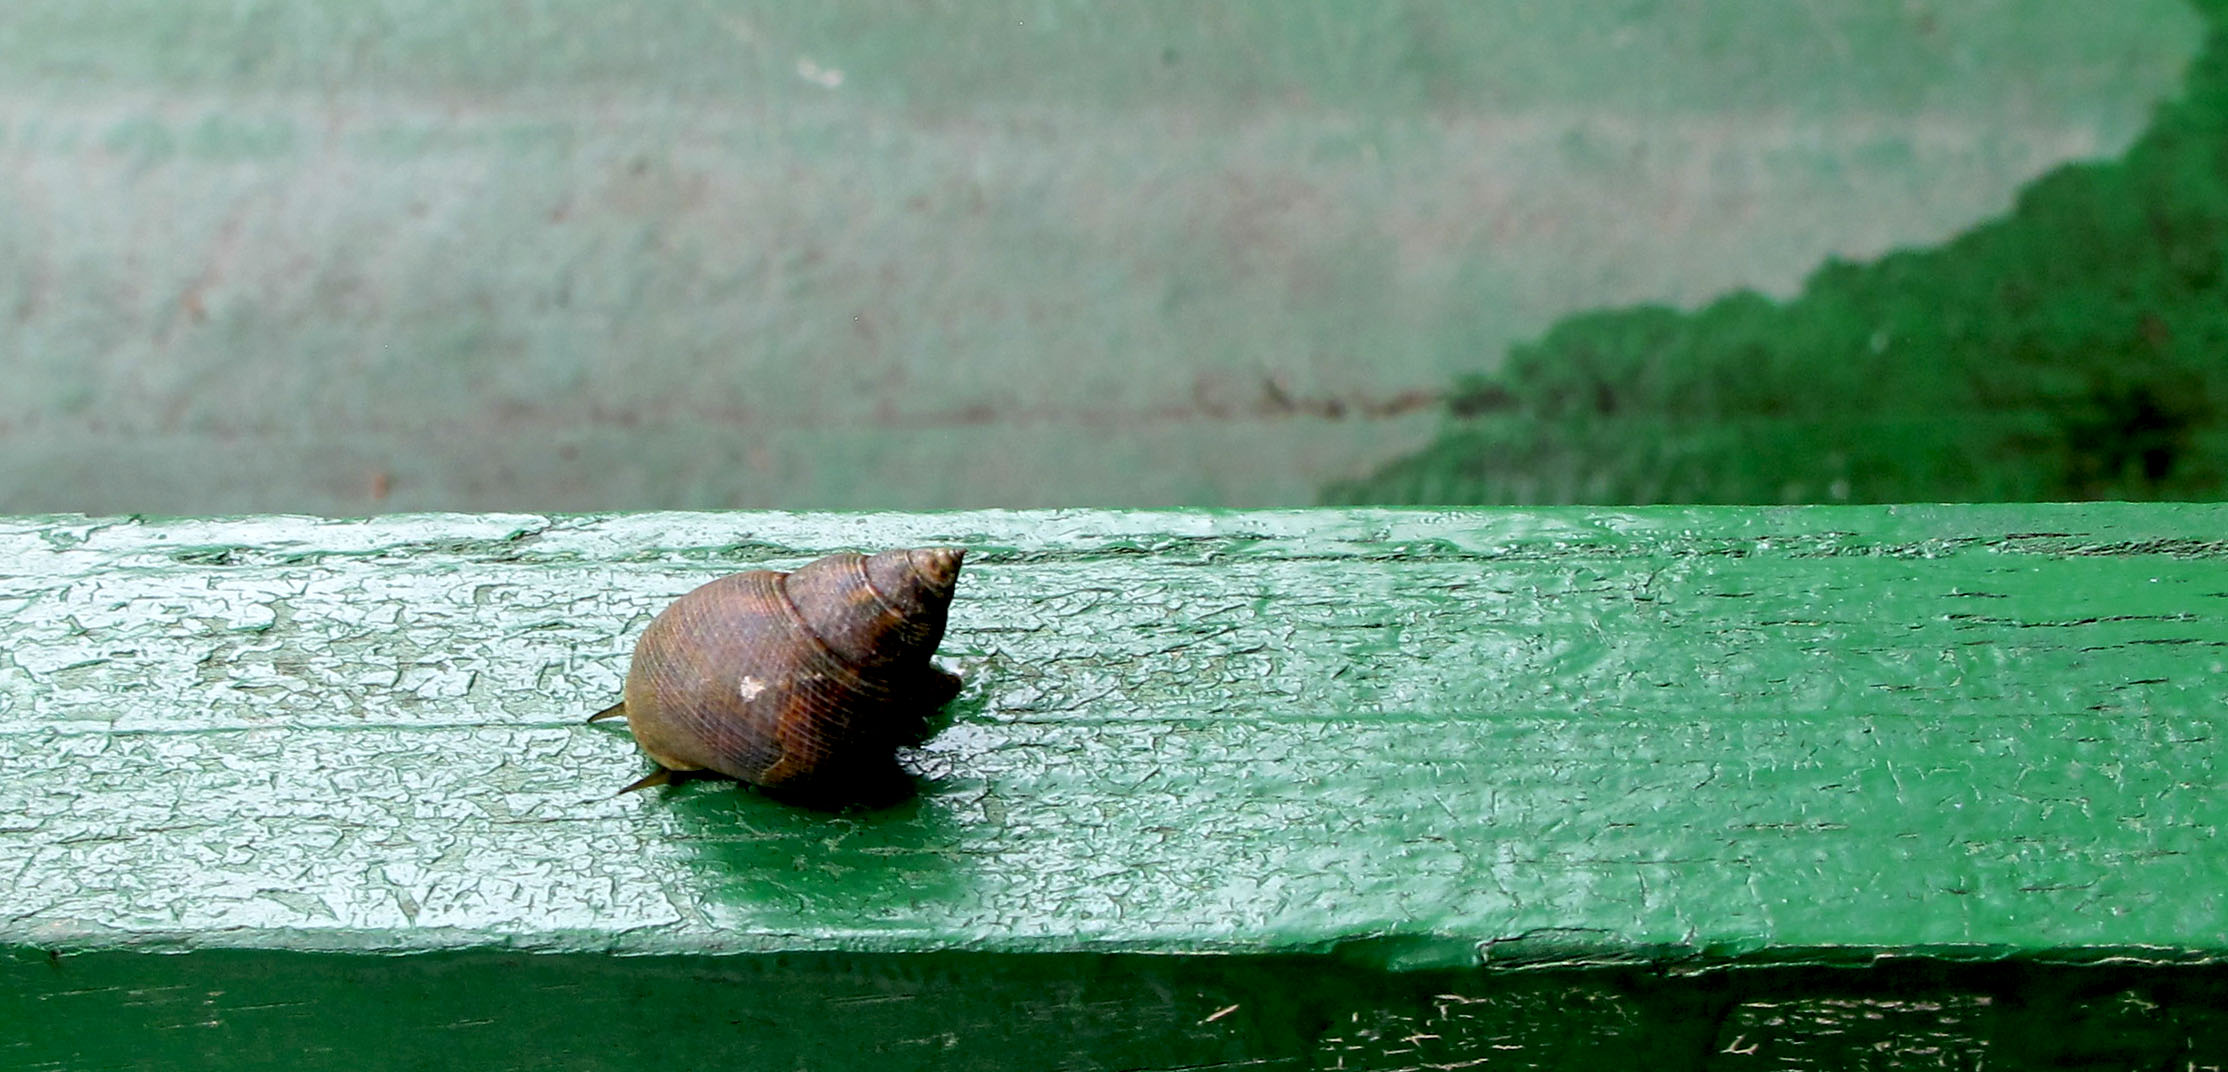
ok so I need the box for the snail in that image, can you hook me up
[588,547,966,806]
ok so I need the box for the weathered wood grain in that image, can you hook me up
[2,506,2225,968]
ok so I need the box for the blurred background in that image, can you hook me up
[0,0,2218,516]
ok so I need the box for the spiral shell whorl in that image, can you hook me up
[782,547,961,670]
[609,547,965,798]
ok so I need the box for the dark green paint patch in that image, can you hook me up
[10,949,2228,1070]
[1330,0,2228,507]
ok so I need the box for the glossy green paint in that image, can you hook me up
[0,506,2223,955]
[1334,0,2228,507]
[0,3,2198,513]
[3,505,2227,1066]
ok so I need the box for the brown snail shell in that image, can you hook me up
[589,547,965,805]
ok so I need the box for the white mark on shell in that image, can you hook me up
[737,675,767,701]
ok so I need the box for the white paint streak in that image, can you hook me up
[795,58,844,89]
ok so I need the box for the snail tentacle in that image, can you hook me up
[614,767,675,795]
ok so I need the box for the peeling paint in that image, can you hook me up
[0,506,2225,970]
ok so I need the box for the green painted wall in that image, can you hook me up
[1334,0,2228,507]
[0,2,2199,512]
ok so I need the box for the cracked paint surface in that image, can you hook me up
[1,506,2225,966]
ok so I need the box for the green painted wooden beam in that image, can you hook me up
[5,505,2228,1068]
